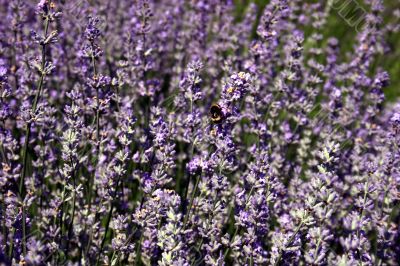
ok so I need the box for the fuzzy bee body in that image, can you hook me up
[210,104,224,123]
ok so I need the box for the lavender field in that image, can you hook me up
[1,0,400,265]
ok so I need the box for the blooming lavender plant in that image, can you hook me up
[0,0,399,265]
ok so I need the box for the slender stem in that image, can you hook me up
[223,227,239,260]
[182,137,197,211]
[0,145,9,252]
[58,181,67,250]
[8,228,15,258]
[182,174,192,211]
[18,16,50,259]
[22,205,27,255]
[356,175,370,240]
[183,173,201,228]
[96,176,121,266]
[0,138,9,164]
[66,194,76,245]
[183,137,197,197]
[12,27,19,91]
[19,44,47,195]
[354,175,370,264]
[95,91,100,148]
[191,196,218,266]
[313,236,323,263]
[135,232,144,265]
[65,166,77,257]
[140,7,149,129]
[1,196,6,251]
[110,228,137,264]
[84,201,103,261]
[88,49,99,206]
[20,126,31,196]
[96,203,114,266]
[110,251,117,265]
[84,47,100,260]
[273,221,304,266]
[223,185,255,260]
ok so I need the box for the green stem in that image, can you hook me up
[356,175,370,240]
[223,185,255,260]
[313,236,323,263]
[58,182,67,251]
[223,227,239,260]
[135,233,144,265]
[183,173,201,228]
[110,251,117,265]
[96,203,114,266]
[84,202,102,261]
[65,169,77,258]
[181,136,197,209]
[192,197,218,266]
[22,205,27,256]
[1,196,6,252]
[273,221,304,266]
[8,228,15,258]
[88,49,99,207]
[96,176,121,266]
[0,146,9,253]
[84,48,100,261]
[18,16,50,259]
[110,228,137,265]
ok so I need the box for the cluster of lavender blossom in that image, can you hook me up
[0,0,399,265]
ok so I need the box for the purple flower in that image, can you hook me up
[0,0,399,265]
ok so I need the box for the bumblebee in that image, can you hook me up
[210,104,224,123]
